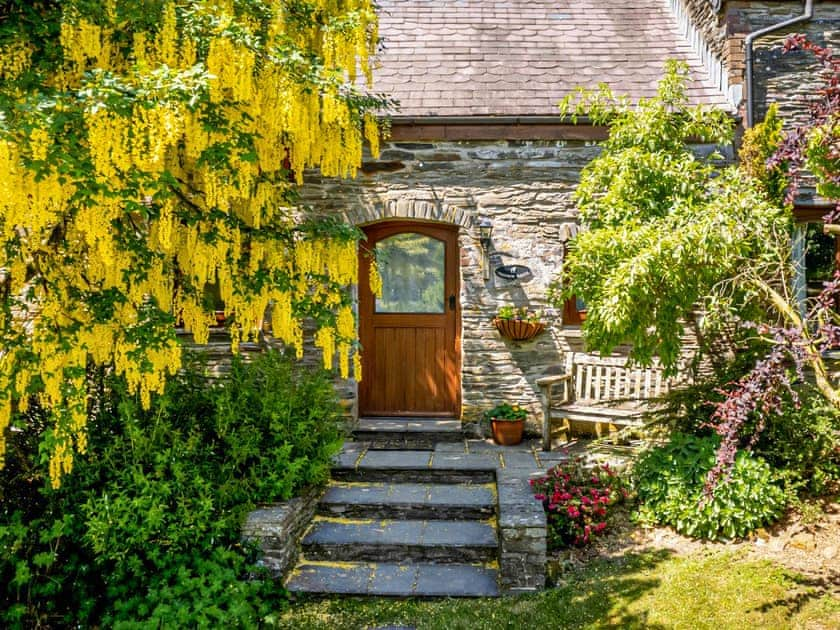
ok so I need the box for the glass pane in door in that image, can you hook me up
[375,233,445,313]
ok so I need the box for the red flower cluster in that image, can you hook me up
[531,456,626,548]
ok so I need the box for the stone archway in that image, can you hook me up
[344,192,475,229]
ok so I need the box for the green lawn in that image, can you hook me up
[274,550,840,629]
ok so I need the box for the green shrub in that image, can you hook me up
[634,433,785,540]
[751,390,840,497]
[1,349,344,627]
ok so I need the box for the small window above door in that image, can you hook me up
[375,232,445,313]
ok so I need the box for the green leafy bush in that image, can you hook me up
[1,349,344,627]
[752,391,840,497]
[634,433,785,540]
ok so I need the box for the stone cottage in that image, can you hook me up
[289,0,840,433]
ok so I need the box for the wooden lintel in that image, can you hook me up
[793,203,834,223]
[389,123,609,142]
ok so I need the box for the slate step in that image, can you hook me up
[352,417,465,449]
[332,449,496,484]
[318,481,496,520]
[286,560,500,598]
[301,517,498,563]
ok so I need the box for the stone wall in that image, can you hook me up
[729,1,840,127]
[291,138,721,431]
[677,1,840,129]
[298,139,600,432]
[497,468,547,592]
[241,487,322,578]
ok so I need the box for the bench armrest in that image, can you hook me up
[536,374,572,387]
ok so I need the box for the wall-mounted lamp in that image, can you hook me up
[478,217,494,280]
[478,217,494,250]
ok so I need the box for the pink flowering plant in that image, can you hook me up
[530,456,629,548]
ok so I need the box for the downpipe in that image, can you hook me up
[744,0,814,127]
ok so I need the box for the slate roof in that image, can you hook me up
[373,0,731,117]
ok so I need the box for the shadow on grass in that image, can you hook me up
[540,548,674,630]
[279,548,675,630]
[751,568,840,620]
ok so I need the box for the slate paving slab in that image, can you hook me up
[427,483,494,507]
[323,482,495,508]
[287,561,499,597]
[287,562,373,595]
[430,453,499,470]
[321,482,392,505]
[357,417,462,433]
[304,518,497,548]
[433,441,468,453]
[467,438,542,454]
[422,520,497,547]
[499,450,541,470]
[414,564,500,597]
[367,564,420,596]
[357,450,433,469]
[331,449,362,469]
[304,519,420,546]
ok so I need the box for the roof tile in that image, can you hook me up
[371,0,730,116]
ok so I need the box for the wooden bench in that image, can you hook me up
[536,352,674,451]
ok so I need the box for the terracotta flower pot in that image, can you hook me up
[491,418,524,446]
[493,318,545,341]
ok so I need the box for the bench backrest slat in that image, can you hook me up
[567,352,670,403]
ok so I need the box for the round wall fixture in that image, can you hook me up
[495,264,533,281]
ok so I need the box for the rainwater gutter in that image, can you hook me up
[744,0,814,127]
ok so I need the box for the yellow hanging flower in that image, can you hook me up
[369,259,383,297]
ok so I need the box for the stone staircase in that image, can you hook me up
[284,418,503,597]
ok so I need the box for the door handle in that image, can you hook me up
[449,294,456,310]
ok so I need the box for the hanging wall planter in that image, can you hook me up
[493,314,546,341]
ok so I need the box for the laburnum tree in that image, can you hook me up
[0,0,385,486]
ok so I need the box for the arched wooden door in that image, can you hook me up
[358,221,461,417]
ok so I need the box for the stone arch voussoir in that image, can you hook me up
[345,194,476,229]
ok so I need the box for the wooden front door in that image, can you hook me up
[358,221,461,417]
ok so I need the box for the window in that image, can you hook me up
[562,295,587,325]
[374,232,445,313]
[559,222,586,325]
[793,221,839,309]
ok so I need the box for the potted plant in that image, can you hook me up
[493,305,545,341]
[484,403,527,446]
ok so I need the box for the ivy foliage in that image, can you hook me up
[555,61,791,372]
[0,0,386,485]
[0,350,344,627]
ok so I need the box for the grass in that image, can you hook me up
[274,550,840,629]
